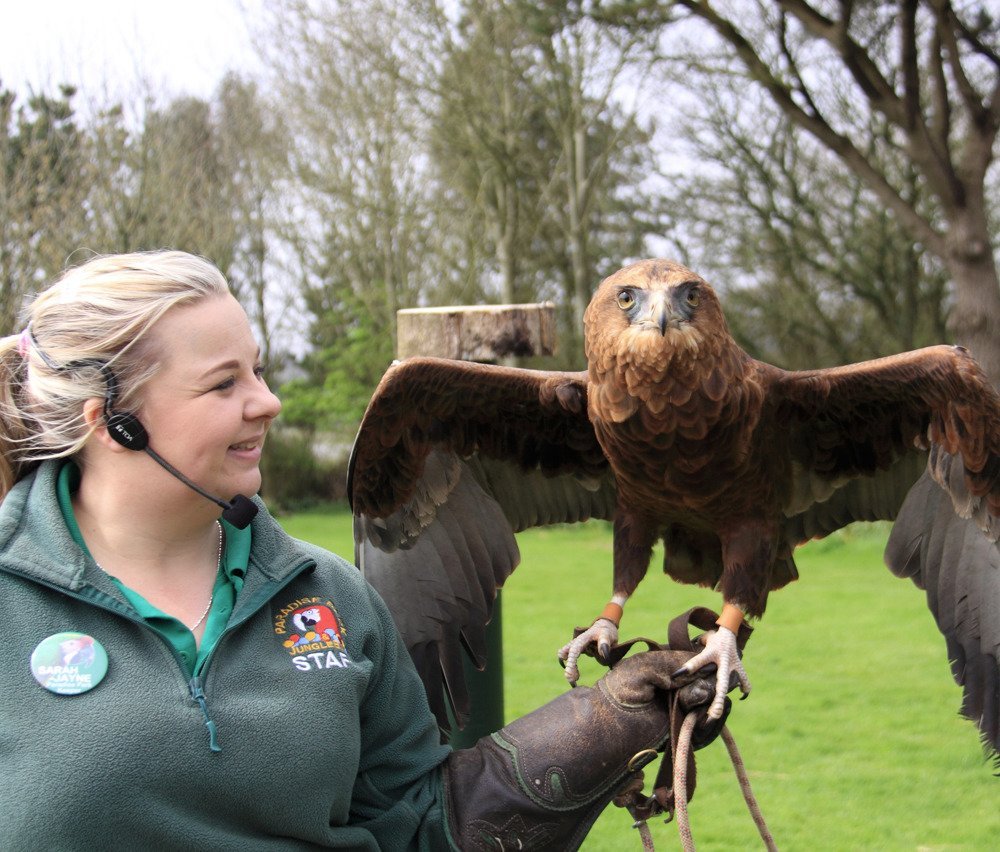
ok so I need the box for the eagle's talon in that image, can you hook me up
[557,618,619,683]
[678,626,749,719]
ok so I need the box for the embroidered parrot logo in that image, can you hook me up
[287,605,343,649]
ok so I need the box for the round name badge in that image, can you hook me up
[30,632,108,695]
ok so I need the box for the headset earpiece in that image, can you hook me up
[106,410,149,450]
[94,361,149,451]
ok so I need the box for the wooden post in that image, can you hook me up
[397,302,556,362]
[396,301,557,747]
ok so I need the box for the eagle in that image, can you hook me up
[348,258,1000,753]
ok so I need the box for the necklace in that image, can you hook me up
[188,595,215,631]
[188,521,223,632]
[94,521,223,633]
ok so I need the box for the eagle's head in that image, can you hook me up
[584,260,734,422]
[584,259,728,362]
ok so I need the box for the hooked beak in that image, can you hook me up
[656,304,669,336]
[645,291,673,336]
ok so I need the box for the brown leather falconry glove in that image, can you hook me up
[443,642,731,851]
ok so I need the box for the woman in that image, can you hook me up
[0,251,724,850]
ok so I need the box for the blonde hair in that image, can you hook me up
[0,250,231,499]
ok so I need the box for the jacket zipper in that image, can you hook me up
[188,676,221,751]
[188,559,315,751]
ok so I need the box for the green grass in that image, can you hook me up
[279,506,1000,851]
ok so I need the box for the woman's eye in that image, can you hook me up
[213,365,266,391]
[616,290,635,310]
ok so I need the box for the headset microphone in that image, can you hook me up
[107,413,258,529]
[106,414,258,528]
[142,446,259,529]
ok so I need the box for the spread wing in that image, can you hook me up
[348,357,615,730]
[772,345,1000,546]
[885,472,1000,760]
[768,345,1000,756]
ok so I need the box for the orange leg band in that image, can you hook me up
[716,603,745,633]
[600,602,624,626]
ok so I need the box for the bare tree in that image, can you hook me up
[214,74,291,375]
[668,77,951,367]
[521,3,667,360]
[87,94,240,261]
[253,0,444,428]
[0,84,90,333]
[428,1,554,307]
[660,0,1000,379]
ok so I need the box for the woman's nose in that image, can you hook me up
[249,379,282,420]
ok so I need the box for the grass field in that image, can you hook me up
[279,504,1000,851]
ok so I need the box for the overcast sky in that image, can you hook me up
[0,0,261,102]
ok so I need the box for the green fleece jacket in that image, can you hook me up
[0,461,455,850]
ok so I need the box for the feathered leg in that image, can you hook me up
[558,510,656,683]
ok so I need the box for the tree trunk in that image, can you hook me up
[939,198,1000,385]
[945,251,1000,386]
[498,181,518,304]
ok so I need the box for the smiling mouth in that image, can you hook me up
[230,439,263,451]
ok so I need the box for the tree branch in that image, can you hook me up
[927,11,952,161]
[932,2,1000,187]
[672,0,947,255]
[791,0,964,204]
[900,0,921,132]
[933,0,991,126]
[777,0,905,124]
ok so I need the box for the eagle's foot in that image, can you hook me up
[557,618,619,684]
[672,626,750,719]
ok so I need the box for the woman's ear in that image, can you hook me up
[81,398,128,453]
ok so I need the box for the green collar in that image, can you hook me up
[55,460,252,675]
[56,461,250,582]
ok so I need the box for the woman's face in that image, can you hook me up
[133,294,282,505]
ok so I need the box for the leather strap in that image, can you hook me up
[599,608,751,823]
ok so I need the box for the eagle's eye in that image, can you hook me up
[616,290,635,310]
[685,289,700,308]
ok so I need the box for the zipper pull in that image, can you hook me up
[189,676,222,752]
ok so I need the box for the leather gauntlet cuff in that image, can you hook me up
[443,682,670,851]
